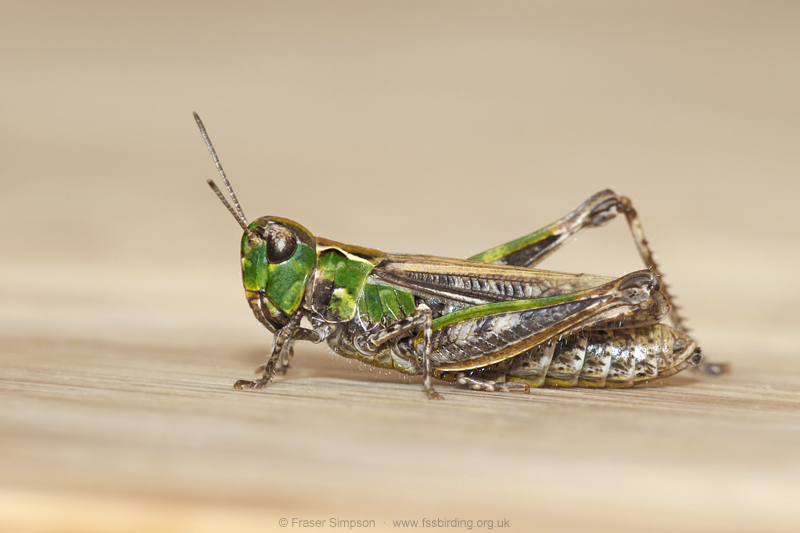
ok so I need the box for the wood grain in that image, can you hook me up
[2,330,800,532]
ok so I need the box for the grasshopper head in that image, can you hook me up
[240,216,317,332]
[194,113,317,332]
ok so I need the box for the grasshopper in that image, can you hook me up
[196,113,703,399]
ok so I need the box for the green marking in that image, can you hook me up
[430,289,595,333]
[468,226,554,263]
[395,288,416,316]
[262,295,282,317]
[266,243,316,314]
[358,282,417,324]
[332,287,357,317]
[241,229,316,315]
[379,287,401,320]
[359,283,384,322]
[241,243,268,292]
[317,250,375,321]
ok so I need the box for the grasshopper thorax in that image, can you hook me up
[240,216,317,332]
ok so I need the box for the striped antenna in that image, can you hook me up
[193,112,257,240]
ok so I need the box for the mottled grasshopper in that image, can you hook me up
[196,113,703,399]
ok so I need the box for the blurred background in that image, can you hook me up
[2,0,798,351]
[1,1,799,531]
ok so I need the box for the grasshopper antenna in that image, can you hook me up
[194,112,259,242]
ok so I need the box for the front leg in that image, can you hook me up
[234,325,294,390]
[235,323,328,390]
[269,338,294,376]
[256,326,329,376]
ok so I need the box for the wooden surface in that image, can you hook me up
[2,2,800,532]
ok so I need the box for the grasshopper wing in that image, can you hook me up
[373,254,615,308]
[421,271,663,372]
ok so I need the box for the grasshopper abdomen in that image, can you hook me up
[500,324,700,389]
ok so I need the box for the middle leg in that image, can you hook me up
[356,303,441,400]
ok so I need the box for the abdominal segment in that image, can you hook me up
[499,324,699,388]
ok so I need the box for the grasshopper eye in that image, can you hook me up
[266,224,298,263]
